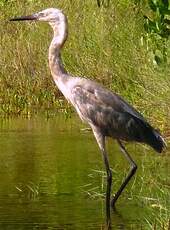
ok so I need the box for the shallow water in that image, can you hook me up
[0,115,169,229]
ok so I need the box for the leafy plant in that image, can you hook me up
[144,0,170,64]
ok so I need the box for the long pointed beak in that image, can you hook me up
[9,14,37,21]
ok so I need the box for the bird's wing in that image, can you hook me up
[71,84,150,139]
[71,83,165,151]
[71,83,146,124]
[94,87,147,122]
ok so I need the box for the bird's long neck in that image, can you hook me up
[48,16,68,81]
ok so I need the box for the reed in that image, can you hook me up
[0,0,169,126]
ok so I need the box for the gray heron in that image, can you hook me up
[10,8,166,211]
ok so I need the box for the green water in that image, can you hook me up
[0,115,169,229]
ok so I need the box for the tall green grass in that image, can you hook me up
[0,0,170,125]
[81,143,170,229]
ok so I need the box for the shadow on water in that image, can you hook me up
[0,115,169,229]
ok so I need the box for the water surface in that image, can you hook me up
[0,116,169,229]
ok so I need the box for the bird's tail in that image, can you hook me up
[147,129,166,153]
[132,117,166,153]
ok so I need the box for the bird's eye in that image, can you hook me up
[39,13,44,17]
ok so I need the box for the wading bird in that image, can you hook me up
[10,8,166,209]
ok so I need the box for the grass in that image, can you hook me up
[0,3,169,228]
[0,0,169,126]
[81,144,170,229]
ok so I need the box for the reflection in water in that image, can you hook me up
[0,116,169,229]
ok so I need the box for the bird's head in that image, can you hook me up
[9,8,64,24]
[10,8,68,48]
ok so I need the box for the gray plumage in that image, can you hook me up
[71,81,165,152]
[10,8,166,211]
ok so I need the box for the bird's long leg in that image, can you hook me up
[111,140,137,207]
[92,128,112,226]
